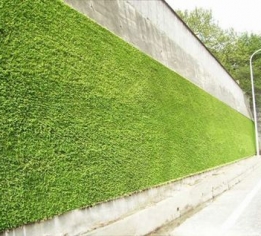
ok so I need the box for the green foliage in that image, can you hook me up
[177,8,237,58]
[0,0,255,231]
[177,8,261,109]
[230,33,261,96]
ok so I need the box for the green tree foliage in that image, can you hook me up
[231,34,261,95]
[177,8,233,56]
[177,8,261,108]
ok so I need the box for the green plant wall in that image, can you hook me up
[0,0,255,231]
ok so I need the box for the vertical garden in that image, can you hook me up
[0,0,255,231]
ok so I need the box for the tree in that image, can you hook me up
[231,33,261,90]
[176,8,236,60]
[177,8,261,108]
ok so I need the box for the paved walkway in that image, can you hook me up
[151,160,261,236]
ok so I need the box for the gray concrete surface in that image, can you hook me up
[2,156,260,236]
[64,0,251,118]
[1,2,257,236]
[152,159,261,236]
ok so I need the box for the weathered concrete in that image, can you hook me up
[1,2,256,235]
[64,0,251,118]
[152,161,261,236]
[2,156,260,236]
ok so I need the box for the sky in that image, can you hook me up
[166,0,261,34]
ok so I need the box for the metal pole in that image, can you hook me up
[250,49,261,157]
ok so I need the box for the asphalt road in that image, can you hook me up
[151,162,261,236]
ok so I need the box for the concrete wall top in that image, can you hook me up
[64,0,251,118]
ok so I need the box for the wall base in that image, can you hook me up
[2,156,260,236]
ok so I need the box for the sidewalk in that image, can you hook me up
[150,158,261,236]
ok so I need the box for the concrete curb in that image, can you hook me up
[2,156,260,236]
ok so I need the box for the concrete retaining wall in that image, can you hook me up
[2,156,260,236]
[64,0,251,118]
[2,2,256,235]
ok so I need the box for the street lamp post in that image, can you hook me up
[250,49,261,157]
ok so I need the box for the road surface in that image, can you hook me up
[151,162,261,236]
